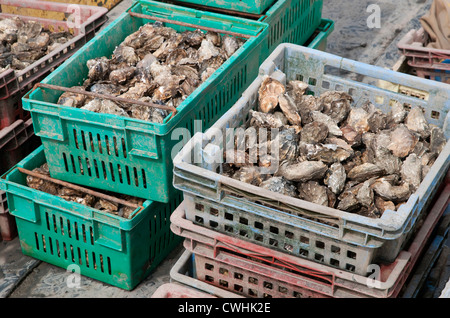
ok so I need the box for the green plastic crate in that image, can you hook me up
[162,0,276,15]
[22,0,269,203]
[153,0,325,64]
[258,0,323,63]
[0,145,183,290]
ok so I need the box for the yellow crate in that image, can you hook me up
[377,55,430,101]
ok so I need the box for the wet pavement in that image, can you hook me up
[1,0,449,298]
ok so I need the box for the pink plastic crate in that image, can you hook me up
[0,0,108,130]
[171,179,450,298]
[397,28,450,83]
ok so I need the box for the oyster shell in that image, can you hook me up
[183,29,205,47]
[371,178,411,202]
[297,95,322,125]
[232,166,267,186]
[345,107,370,134]
[400,153,422,191]
[122,24,156,49]
[57,86,87,108]
[89,82,125,96]
[205,31,221,46]
[112,45,139,66]
[337,183,362,212]
[26,165,58,195]
[249,110,288,129]
[405,106,430,138]
[388,100,407,126]
[300,122,329,144]
[387,125,418,158]
[109,66,136,85]
[81,98,129,117]
[365,103,388,133]
[27,32,50,50]
[356,178,376,208]
[340,125,362,147]
[87,57,110,81]
[311,111,342,136]
[347,163,385,182]
[95,199,119,212]
[260,176,297,197]
[129,97,168,123]
[277,160,328,182]
[318,91,352,124]
[197,38,220,62]
[278,93,302,125]
[222,35,241,58]
[286,80,309,101]
[429,126,446,156]
[298,181,329,207]
[258,76,285,113]
[272,127,300,162]
[324,162,347,195]
[374,196,396,213]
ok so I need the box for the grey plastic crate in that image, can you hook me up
[173,44,450,276]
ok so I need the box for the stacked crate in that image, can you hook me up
[170,44,450,298]
[0,0,108,241]
[397,28,450,84]
[1,0,270,290]
[1,0,333,291]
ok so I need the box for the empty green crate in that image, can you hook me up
[162,0,276,15]
[0,146,183,290]
[258,0,323,63]
[22,0,269,203]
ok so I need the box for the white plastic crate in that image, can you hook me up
[173,44,450,276]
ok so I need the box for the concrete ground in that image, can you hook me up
[1,0,449,298]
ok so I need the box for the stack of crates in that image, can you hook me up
[0,0,269,290]
[397,28,450,84]
[0,0,333,291]
[170,43,450,298]
[0,0,108,241]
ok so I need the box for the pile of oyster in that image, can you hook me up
[57,22,244,123]
[0,17,73,73]
[26,163,145,219]
[224,76,447,218]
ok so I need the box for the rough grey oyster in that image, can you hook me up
[347,163,385,182]
[300,122,329,144]
[277,160,328,182]
[298,181,329,207]
[260,176,297,197]
[387,125,418,158]
[278,93,302,126]
[324,162,347,195]
[87,57,110,81]
[318,91,352,124]
[405,106,430,138]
